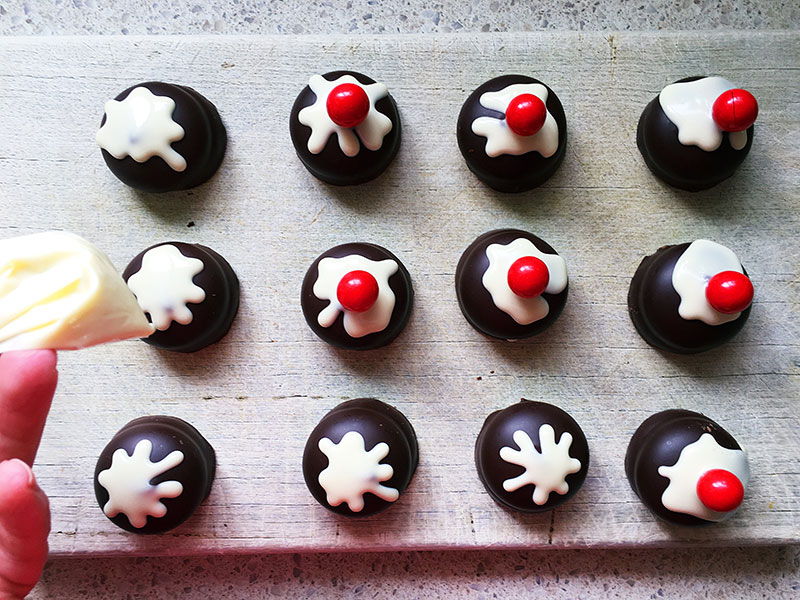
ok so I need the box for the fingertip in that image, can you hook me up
[0,459,35,504]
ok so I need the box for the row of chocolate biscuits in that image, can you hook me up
[97,74,758,193]
[95,400,749,532]
[92,73,757,532]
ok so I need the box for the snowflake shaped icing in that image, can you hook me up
[96,86,187,171]
[298,74,393,157]
[658,433,749,521]
[482,237,568,325]
[126,244,206,331]
[671,239,744,326]
[471,83,559,158]
[500,424,582,505]
[317,431,399,512]
[313,254,398,338]
[659,76,747,152]
[97,439,184,528]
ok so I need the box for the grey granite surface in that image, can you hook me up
[0,0,797,35]
[2,1,799,598]
[34,546,800,599]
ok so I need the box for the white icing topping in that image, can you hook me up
[658,433,749,522]
[0,231,154,352]
[97,439,184,529]
[317,431,399,512]
[96,86,187,171]
[482,237,568,325]
[500,424,582,506]
[126,245,206,331]
[297,74,393,157]
[470,83,559,158]
[671,239,744,326]
[313,254,398,338]
[658,76,748,152]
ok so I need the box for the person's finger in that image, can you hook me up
[0,459,50,600]
[0,350,58,465]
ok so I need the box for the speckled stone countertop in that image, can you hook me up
[1,1,798,598]
[0,0,797,34]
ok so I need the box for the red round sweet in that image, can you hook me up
[507,256,549,298]
[706,270,753,314]
[326,83,370,128]
[696,468,745,513]
[711,89,758,133]
[337,270,379,313]
[505,94,547,137]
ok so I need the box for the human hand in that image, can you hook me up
[0,350,58,600]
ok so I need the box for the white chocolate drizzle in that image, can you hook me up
[96,86,187,171]
[97,439,184,528]
[298,75,393,157]
[471,83,559,158]
[482,237,568,325]
[317,431,399,512]
[671,239,744,326]
[126,245,206,331]
[500,425,582,506]
[658,76,748,152]
[658,433,749,522]
[313,254,398,338]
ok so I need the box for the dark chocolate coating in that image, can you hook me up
[627,242,751,354]
[636,76,754,191]
[300,242,413,350]
[475,399,589,513]
[456,75,568,193]
[289,71,402,186]
[625,409,743,526]
[455,229,568,340]
[302,398,419,517]
[123,242,240,353]
[94,415,216,534]
[99,82,227,193]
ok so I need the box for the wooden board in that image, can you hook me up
[0,32,797,557]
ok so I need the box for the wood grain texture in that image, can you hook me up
[0,32,797,557]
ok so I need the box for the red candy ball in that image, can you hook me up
[712,89,758,132]
[337,270,379,313]
[326,83,370,128]
[696,468,745,513]
[505,94,547,137]
[706,270,754,314]
[507,256,550,298]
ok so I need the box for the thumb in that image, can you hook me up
[0,459,50,600]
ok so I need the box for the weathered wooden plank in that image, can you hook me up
[0,32,797,556]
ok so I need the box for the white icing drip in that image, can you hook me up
[126,245,206,331]
[317,431,399,512]
[500,425,582,506]
[0,231,154,352]
[97,439,184,529]
[658,433,749,522]
[658,76,747,152]
[671,239,744,326]
[482,237,568,325]
[313,254,398,338]
[470,83,559,158]
[297,74,393,157]
[96,86,187,171]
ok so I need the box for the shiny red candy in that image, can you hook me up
[326,83,370,128]
[507,256,549,298]
[505,93,547,137]
[711,89,758,132]
[706,270,754,314]
[696,468,745,513]
[337,270,379,313]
